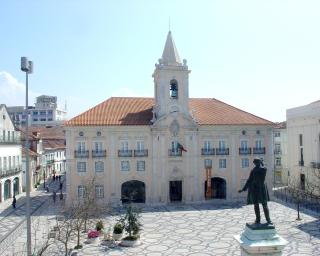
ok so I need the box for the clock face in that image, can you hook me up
[170,120,179,136]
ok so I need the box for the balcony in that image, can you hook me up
[134,149,148,157]
[118,150,133,157]
[0,167,22,179]
[74,150,89,158]
[92,150,107,158]
[168,149,182,157]
[239,148,251,155]
[0,137,20,145]
[215,148,229,156]
[201,148,215,156]
[253,147,266,155]
[310,162,320,169]
[47,160,54,165]
[299,160,304,166]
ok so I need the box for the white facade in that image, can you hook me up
[273,123,288,185]
[286,100,320,192]
[0,105,22,202]
[65,32,274,206]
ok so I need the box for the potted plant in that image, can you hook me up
[113,223,124,241]
[86,230,100,244]
[119,205,142,247]
[96,220,104,234]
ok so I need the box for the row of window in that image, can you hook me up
[77,160,146,173]
[1,130,17,141]
[0,156,20,171]
[33,118,53,122]
[78,185,104,198]
[32,110,53,115]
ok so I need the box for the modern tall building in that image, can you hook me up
[287,100,320,193]
[0,104,22,202]
[7,95,67,127]
[65,31,274,205]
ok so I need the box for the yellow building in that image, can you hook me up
[65,32,274,205]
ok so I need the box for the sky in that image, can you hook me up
[1,1,320,122]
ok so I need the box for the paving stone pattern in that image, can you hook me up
[66,201,319,256]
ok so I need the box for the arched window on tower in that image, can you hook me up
[170,79,178,99]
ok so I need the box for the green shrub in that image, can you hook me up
[96,220,104,231]
[113,223,123,234]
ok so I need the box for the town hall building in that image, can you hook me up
[65,31,274,205]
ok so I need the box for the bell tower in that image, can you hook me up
[152,31,191,120]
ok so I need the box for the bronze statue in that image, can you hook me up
[238,158,272,225]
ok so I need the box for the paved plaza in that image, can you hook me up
[40,201,319,256]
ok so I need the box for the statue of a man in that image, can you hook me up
[238,158,272,225]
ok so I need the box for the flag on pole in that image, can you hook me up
[177,142,187,152]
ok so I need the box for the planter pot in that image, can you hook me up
[113,232,123,241]
[119,238,141,247]
[86,236,100,244]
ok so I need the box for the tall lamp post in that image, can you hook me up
[21,57,33,256]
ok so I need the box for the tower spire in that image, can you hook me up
[161,31,181,66]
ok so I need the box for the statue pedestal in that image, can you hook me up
[234,223,287,255]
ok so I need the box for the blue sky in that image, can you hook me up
[1,0,320,122]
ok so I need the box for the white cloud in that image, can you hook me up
[0,71,40,106]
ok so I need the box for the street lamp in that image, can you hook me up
[21,57,33,256]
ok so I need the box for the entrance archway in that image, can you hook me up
[13,177,20,196]
[4,180,11,200]
[121,180,145,203]
[204,177,226,199]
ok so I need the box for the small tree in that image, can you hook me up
[120,204,142,240]
[55,213,75,256]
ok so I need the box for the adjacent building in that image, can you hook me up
[0,104,22,202]
[65,31,274,206]
[7,95,67,127]
[286,100,320,193]
[273,122,288,185]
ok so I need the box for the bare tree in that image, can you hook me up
[54,213,75,256]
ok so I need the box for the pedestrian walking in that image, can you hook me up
[58,175,61,181]
[12,195,16,209]
[53,191,56,203]
[46,185,49,193]
[59,182,63,191]
[60,192,63,200]
[53,174,56,181]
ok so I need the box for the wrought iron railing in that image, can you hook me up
[215,148,229,155]
[239,148,251,155]
[92,150,107,158]
[201,148,215,155]
[74,150,89,158]
[118,150,133,157]
[134,149,148,157]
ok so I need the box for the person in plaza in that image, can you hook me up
[46,185,49,193]
[12,195,16,209]
[53,174,55,181]
[59,182,63,191]
[53,191,56,203]
[59,192,63,200]
[238,158,272,224]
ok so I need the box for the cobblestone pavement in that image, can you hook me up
[47,201,319,256]
[0,177,65,255]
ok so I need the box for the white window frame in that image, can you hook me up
[218,140,226,150]
[95,161,104,172]
[121,160,130,171]
[78,185,86,198]
[137,160,145,171]
[255,140,262,149]
[240,140,248,149]
[241,158,249,168]
[121,141,129,151]
[77,141,86,152]
[94,141,103,152]
[219,159,226,169]
[77,161,86,173]
[204,141,211,151]
[136,141,144,151]
[276,157,281,166]
[95,185,104,198]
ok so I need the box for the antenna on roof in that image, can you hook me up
[169,16,171,31]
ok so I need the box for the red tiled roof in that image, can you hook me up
[66,97,273,126]
[273,121,286,129]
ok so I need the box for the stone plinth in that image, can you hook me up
[234,223,287,255]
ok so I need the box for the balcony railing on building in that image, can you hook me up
[215,148,229,155]
[118,150,133,157]
[239,148,251,155]
[310,161,320,169]
[92,150,107,158]
[74,150,89,158]
[0,166,22,179]
[201,148,215,156]
[47,159,54,165]
[134,149,148,157]
[253,147,266,154]
[168,148,182,157]
[274,149,282,155]
[0,137,20,144]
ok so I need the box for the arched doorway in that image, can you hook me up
[204,177,226,199]
[13,177,20,196]
[121,180,145,203]
[4,180,11,200]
